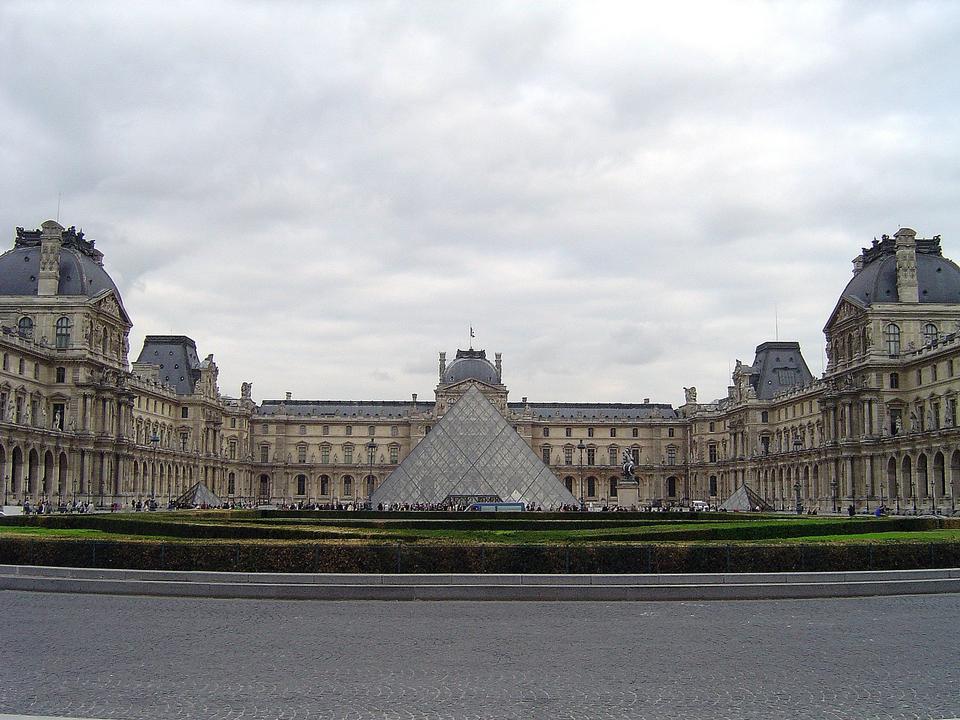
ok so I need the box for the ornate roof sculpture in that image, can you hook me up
[0,220,123,302]
[371,385,579,509]
[842,228,960,306]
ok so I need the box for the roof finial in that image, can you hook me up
[469,324,475,350]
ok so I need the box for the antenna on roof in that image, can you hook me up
[56,191,61,223]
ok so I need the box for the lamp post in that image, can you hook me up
[931,471,937,516]
[366,439,377,511]
[830,478,838,514]
[577,440,586,511]
[792,437,803,515]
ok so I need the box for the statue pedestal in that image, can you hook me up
[617,481,640,510]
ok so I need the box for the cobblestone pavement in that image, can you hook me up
[1,591,958,720]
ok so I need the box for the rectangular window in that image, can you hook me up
[297,446,307,463]
[543,427,550,437]
[389,446,399,464]
[180,433,188,451]
[228,475,235,495]
[260,445,269,463]
[708,444,718,463]
[344,446,353,464]
[322,425,330,436]
[950,399,958,428]
[368,425,375,436]
[229,440,237,459]
[761,435,770,455]
[297,476,306,495]
[321,446,330,464]
[890,372,899,389]
[631,448,640,464]
[610,428,616,438]
[609,447,618,465]
[542,447,551,464]
[565,428,572,437]
[950,359,955,377]
[587,448,596,465]
[632,428,638,438]
[709,421,715,432]
[761,411,768,423]
[932,402,941,430]
[55,367,66,383]
[346,426,353,436]
[181,407,189,419]
[667,427,675,438]
[667,447,677,465]
[230,417,236,429]
[709,476,718,496]
[391,425,398,437]
[587,428,594,438]
[932,364,938,382]
[564,447,573,465]
[917,369,923,386]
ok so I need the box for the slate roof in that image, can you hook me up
[135,336,202,396]
[0,225,123,303]
[256,400,425,418]
[512,402,678,420]
[746,342,814,400]
[842,233,960,306]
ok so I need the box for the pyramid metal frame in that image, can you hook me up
[371,385,579,508]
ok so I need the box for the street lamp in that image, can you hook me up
[366,439,378,511]
[830,478,838,514]
[577,440,586,511]
[879,473,885,513]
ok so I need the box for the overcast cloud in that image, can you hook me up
[1,1,959,405]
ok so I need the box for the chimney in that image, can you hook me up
[894,228,919,302]
[285,391,292,401]
[38,220,63,296]
[643,398,650,404]
[495,352,502,383]
[439,352,446,380]
[852,254,864,275]
[411,393,417,404]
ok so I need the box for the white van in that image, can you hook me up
[690,500,710,512]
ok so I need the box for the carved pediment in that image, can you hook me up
[823,298,865,334]
[92,290,131,325]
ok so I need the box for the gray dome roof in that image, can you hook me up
[0,246,122,300]
[842,251,960,306]
[0,223,124,305]
[441,350,500,385]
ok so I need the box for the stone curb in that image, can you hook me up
[1,564,959,601]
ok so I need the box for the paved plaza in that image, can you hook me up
[1,590,958,720]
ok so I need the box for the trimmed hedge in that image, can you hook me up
[1,536,959,574]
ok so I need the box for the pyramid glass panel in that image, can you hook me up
[372,385,580,508]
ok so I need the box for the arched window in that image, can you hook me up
[342,475,353,496]
[227,473,236,495]
[666,477,677,496]
[884,324,901,356]
[295,474,306,495]
[924,323,939,346]
[587,476,596,497]
[609,477,618,497]
[17,317,33,338]
[564,476,574,492]
[55,317,71,348]
[319,475,330,495]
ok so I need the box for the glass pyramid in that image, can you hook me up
[372,385,579,509]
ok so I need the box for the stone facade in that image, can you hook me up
[2,221,959,512]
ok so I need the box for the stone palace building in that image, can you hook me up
[2,220,960,512]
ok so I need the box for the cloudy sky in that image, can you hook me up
[1,1,958,406]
